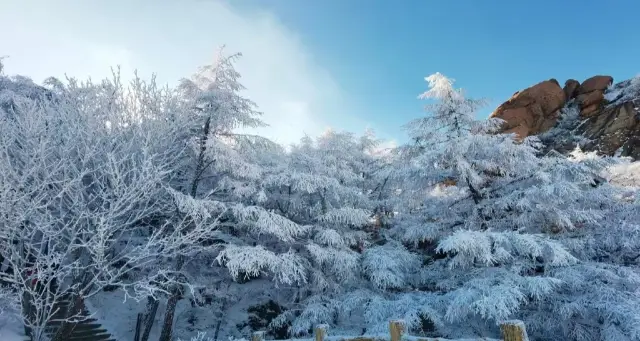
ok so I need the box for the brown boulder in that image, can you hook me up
[563,79,580,100]
[576,91,605,109]
[578,75,613,95]
[490,79,566,139]
[581,103,600,118]
[573,75,613,117]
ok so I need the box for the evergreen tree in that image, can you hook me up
[336,73,638,340]
[257,130,388,335]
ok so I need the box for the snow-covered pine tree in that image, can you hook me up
[250,129,394,336]
[523,151,640,341]
[149,47,310,341]
[332,72,639,340]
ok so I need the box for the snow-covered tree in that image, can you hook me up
[0,52,307,341]
[128,47,311,341]
[0,70,229,341]
[330,72,640,341]
[238,129,395,335]
[3,45,639,341]
[527,153,640,341]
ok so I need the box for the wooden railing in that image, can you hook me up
[252,320,528,341]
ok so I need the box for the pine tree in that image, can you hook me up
[254,130,392,335]
[336,72,637,340]
[154,47,309,341]
[4,47,639,341]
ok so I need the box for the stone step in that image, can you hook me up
[42,330,116,341]
[46,317,98,326]
[67,328,108,338]
[66,333,113,341]
[39,293,115,341]
[45,323,103,331]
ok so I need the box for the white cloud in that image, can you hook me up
[0,0,350,146]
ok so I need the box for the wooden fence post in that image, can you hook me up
[389,320,404,341]
[315,324,328,341]
[252,331,265,341]
[500,320,528,341]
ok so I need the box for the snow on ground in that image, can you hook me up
[86,290,213,341]
[85,290,144,341]
[609,161,640,188]
[87,277,296,341]
[0,317,25,341]
[605,75,640,104]
[0,327,23,341]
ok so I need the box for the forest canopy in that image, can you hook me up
[0,50,639,341]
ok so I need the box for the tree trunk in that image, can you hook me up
[134,313,143,341]
[213,319,223,341]
[22,291,35,340]
[320,188,327,214]
[465,178,482,205]
[140,296,159,341]
[158,292,180,341]
[158,105,211,341]
[212,301,227,341]
[157,255,185,341]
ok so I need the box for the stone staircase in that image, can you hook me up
[26,293,116,341]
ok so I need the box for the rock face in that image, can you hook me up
[579,75,614,94]
[490,79,566,139]
[563,79,580,100]
[491,74,640,160]
[578,99,640,159]
[576,75,613,117]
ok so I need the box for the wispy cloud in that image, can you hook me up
[0,0,355,146]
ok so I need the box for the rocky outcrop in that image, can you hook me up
[492,74,640,160]
[575,75,613,117]
[564,79,580,100]
[490,79,566,139]
[578,99,640,159]
[576,90,605,116]
[579,75,614,94]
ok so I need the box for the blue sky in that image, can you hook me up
[2,0,639,145]
[237,0,640,140]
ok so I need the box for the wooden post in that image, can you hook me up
[315,324,328,341]
[500,320,528,341]
[251,331,265,341]
[389,320,405,341]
